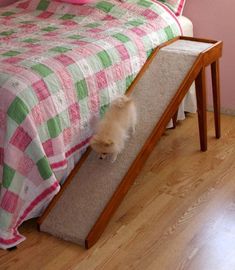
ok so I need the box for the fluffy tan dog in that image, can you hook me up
[90,95,137,162]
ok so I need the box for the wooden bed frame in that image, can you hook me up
[38,36,223,249]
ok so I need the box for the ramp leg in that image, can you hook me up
[211,60,221,139]
[195,67,207,152]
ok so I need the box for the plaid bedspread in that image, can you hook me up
[0,0,181,249]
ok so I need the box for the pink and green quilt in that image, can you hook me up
[0,0,181,249]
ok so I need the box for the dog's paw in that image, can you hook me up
[131,126,136,135]
[111,154,118,163]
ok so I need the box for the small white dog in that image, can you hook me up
[90,95,137,162]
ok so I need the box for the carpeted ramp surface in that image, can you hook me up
[40,40,213,247]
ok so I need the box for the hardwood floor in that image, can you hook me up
[1,112,235,270]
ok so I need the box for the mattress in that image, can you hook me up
[178,16,193,37]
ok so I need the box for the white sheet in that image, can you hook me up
[178,16,194,37]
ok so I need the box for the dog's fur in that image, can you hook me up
[90,95,137,162]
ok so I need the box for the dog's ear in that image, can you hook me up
[103,139,114,147]
[113,96,132,108]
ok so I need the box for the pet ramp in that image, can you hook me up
[38,37,222,248]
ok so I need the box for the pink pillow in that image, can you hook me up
[157,0,186,16]
[57,0,93,4]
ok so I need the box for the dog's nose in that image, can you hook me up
[99,156,103,160]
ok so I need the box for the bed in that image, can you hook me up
[0,0,193,249]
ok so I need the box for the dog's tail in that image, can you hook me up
[112,95,133,108]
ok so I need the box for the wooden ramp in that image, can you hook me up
[38,37,222,249]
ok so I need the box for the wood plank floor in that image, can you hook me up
[1,112,235,270]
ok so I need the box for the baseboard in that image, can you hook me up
[207,106,235,116]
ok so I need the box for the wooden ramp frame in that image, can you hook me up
[38,37,223,249]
